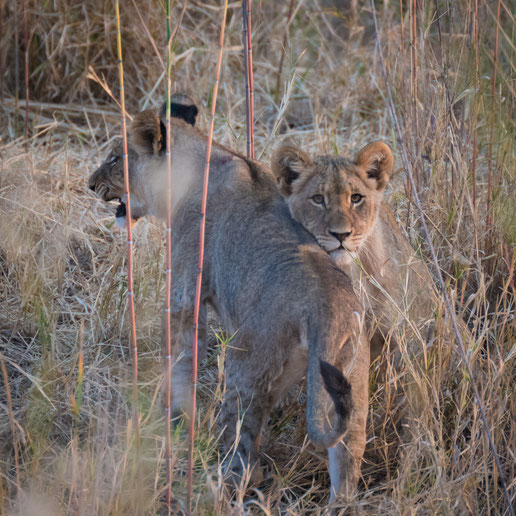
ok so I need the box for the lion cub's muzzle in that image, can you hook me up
[89,177,116,202]
[89,180,141,228]
[329,230,351,244]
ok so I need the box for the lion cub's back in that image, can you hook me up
[211,186,360,335]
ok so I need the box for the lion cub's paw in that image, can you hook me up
[222,454,264,490]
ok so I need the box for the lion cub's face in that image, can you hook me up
[88,139,146,227]
[271,142,394,267]
[88,93,199,227]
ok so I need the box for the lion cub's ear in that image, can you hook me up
[355,141,393,191]
[160,93,199,127]
[130,110,166,156]
[271,145,313,196]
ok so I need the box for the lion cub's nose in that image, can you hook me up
[329,231,351,243]
[89,182,96,192]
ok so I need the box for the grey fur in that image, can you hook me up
[89,112,370,503]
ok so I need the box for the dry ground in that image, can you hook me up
[0,1,514,514]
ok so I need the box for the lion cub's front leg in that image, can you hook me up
[163,304,208,421]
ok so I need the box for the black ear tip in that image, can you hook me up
[186,105,199,126]
[164,102,199,127]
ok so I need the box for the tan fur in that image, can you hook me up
[89,111,371,505]
[131,110,163,156]
[271,141,436,360]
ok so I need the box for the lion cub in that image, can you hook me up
[271,142,436,360]
[89,109,371,505]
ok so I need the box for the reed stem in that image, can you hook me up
[274,0,295,106]
[242,0,254,158]
[114,0,139,441]
[472,0,479,209]
[187,1,229,511]
[23,0,29,142]
[486,0,501,242]
[164,0,173,513]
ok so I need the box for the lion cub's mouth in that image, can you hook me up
[329,247,356,267]
[115,196,140,229]
[328,243,355,253]
[115,200,127,219]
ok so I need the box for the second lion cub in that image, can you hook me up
[271,142,435,360]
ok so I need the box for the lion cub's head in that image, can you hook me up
[88,93,199,228]
[271,141,393,267]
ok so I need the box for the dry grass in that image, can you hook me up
[0,1,515,514]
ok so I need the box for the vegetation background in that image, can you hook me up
[0,0,514,514]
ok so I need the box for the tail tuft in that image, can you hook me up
[319,360,353,421]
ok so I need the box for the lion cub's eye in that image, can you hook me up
[311,194,325,205]
[109,156,119,166]
[350,193,363,204]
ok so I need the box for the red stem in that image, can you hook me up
[164,102,173,515]
[165,51,172,514]
[411,0,418,184]
[0,0,3,104]
[165,28,173,516]
[242,0,255,158]
[23,0,29,141]
[115,0,139,440]
[472,0,479,209]
[14,0,20,130]
[242,0,249,156]
[246,0,255,159]
[187,1,229,511]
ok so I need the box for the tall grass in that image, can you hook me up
[0,1,514,514]
[188,1,229,510]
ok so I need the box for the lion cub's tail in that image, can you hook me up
[306,357,353,451]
